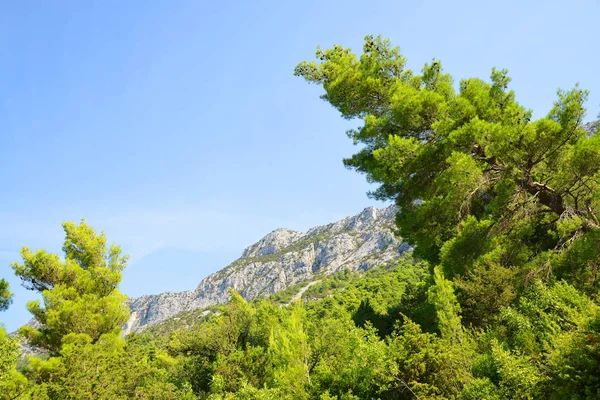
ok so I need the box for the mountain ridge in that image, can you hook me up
[584,120,598,135]
[123,205,408,334]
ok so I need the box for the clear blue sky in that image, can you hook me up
[1,0,598,331]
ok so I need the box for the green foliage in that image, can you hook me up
[499,280,598,355]
[0,328,18,383]
[313,255,436,336]
[12,221,130,354]
[307,318,388,398]
[0,327,28,400]
[0,34,598,398]
[147,305,219,337]
[270,279,317,304]
[296,35,600,296]
[488,340,545,399]
[0,279,28,399]
[428,266,464,343]
[0,279,12,312]
[455,246,519,326]
[24,332,194,399]
[294,35,600,399]
[545,311,600,399]
[164,256,448,398]
[3,221,599,398]
[2,221,197,398]
[268,304,311,397]
[302,268,357,300]
[384,319,470,399]
[458,378,501,400]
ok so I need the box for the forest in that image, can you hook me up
[1,36,599,399]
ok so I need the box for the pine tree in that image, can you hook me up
[0,279,12,312]
[12,221,130,354]
[295,34,600,305]
[0,281,28,399]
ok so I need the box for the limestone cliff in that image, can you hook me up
[123,205,408,334]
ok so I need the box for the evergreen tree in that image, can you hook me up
[0,34,597,399]
[295,36,600,302]
[0,279,12,312]
[11,221,130,354]
[10,221,195,398]
[0,280,28,399]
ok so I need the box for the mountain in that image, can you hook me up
[123,205,409,334]
[19,121,599,338]
[584,120,598,136]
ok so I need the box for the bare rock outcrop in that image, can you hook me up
[123,205,407,334]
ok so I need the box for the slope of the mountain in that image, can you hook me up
[123,205,409,334]
[584,120,598,136]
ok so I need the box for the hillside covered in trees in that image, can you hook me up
[1,36,600,399]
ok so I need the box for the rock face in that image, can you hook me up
[583,120,598,136]
[241,228,305,258]
[123,205,407,334]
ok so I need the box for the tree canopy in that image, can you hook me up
[0,35,599,399]
[2,221,194,399]
[11,221,130,354]
[0,279,12,313]
[295,35,600,322]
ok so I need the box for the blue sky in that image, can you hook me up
[1,0,598,331]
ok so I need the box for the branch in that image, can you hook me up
[522,181,565,215]
[472,143,565,215]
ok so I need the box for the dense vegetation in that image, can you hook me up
[1,36,599,398]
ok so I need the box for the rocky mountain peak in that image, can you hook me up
[123,205,406,333]
[349,206,381,230]
[241,228,305,258]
